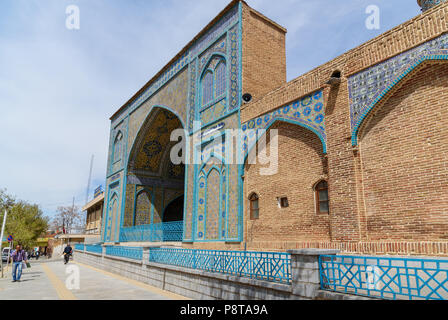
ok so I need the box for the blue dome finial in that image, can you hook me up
[418,0,448,12]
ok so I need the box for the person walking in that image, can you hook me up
[63,243,72,265]
[10,245,28,283]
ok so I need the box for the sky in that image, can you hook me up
[0,0,421,219]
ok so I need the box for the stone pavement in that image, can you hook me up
[0,259,187,300]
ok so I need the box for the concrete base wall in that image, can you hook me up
[74,250,303,300]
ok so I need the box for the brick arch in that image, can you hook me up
[353,54,448,146]
[358,62,448,241]
[243,118,326,165]
[244,121,330,244]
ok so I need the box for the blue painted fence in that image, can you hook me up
[85,244,102,254]
[149,248,291,284]
[74,244,84,251]
[105,246,143,261]
[119,221,183,243]
[319,255,448,300]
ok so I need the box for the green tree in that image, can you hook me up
[5,201,49,249]
[0,188,15,212]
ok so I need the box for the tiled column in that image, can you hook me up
[288,249,340,299]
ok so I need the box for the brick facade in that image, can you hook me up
[359,62,448,242]
[244,122,330,244]
[240,2,448,256]
[242,3,287,101]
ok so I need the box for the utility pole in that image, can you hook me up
[83,155,94,235]
[71,196,75,235]
[0,210,8,278]
[85,155,94,205]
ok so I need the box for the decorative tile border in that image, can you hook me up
[348,33,448,144]
[351,51,448,146]
[113,4,239,127]
[113,52,190,124]
[241,91,326,157]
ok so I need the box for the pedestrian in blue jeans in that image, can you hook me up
[11,245,28,283]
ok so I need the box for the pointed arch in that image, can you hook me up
[352,54,448,146]
[133,189,152,226]
[127,106,185,175]
[243,118,327,165]
[199,154,225,173]
[105,191,119,241]
[205,167,221,240]
[112,130,123,164]
[199,53,227,110]
[127,105,186,170]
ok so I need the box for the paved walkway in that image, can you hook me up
[0,260,187,300]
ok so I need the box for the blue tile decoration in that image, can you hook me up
[113,52,190,125]
[110,3,239,133]
[106,2,244,244]
[188,22,241,132]
[349,33,448,145]
[188,58,198,133]
[190,5,238,58]
[229,24,240,111]
[242,90,327,157]
[198,36,227,72]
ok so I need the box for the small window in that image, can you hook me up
[202,71,214,105]
[315,181,329,214]
[277,197,289,208]
[200,56,227,109]
[215,62,226,98]
[249,193,259,220]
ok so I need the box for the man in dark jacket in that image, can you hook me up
[63,244,73,264]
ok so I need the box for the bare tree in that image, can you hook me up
[53,205,85,234]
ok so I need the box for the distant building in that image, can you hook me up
[82,189,104,235]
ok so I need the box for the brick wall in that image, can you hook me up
[236,2,448,256]
[243,122,331,244]
[242,3,287,102]
[242,3,448,122]
[359,62,448,241]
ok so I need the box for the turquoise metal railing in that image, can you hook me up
[74,244,84,251]
[319,255,448,300]
[105,246,143,260]
[149,248,291,284]
[119,221,183,242]
[85,244,102,254]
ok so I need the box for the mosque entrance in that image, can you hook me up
[120,107,186,243]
